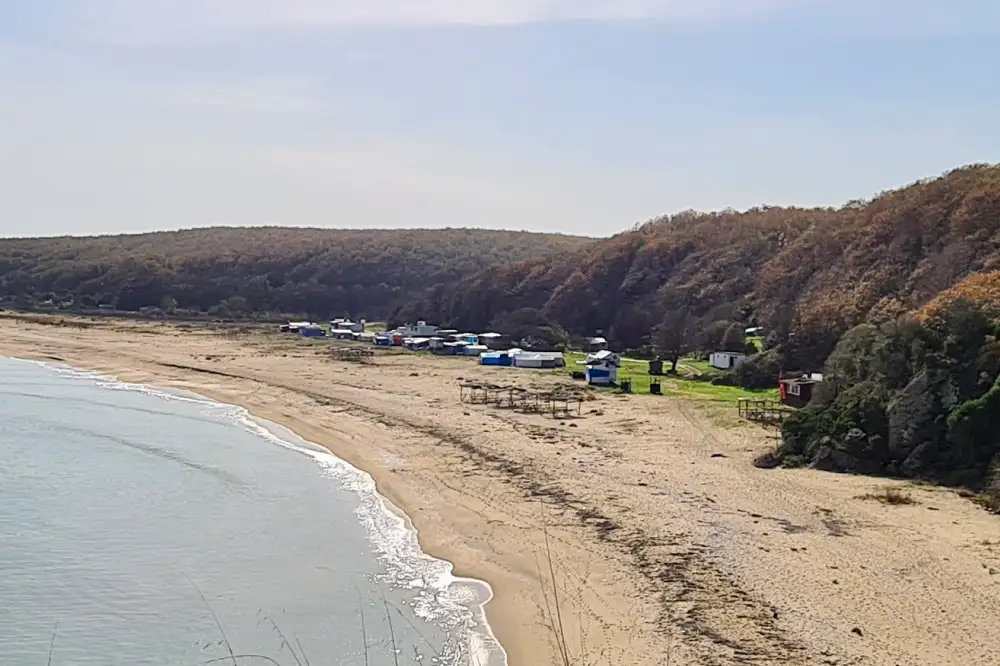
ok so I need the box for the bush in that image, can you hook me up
[982,459,1000,513]
[860,486,917,505]
[734,349,782,389]
[946,375,1000,471]
[781,454,808,469]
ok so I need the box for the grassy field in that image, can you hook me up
[304,335,777,403]
[563,351,778,403]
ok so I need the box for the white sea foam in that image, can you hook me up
[3,356,508,666]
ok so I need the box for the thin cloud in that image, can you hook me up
[66,0,799,44]
[62,0,1000,45]
[148,79,336,116]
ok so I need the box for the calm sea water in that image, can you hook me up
[0,357,503,666]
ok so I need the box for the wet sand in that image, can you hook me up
[2,314,999,666]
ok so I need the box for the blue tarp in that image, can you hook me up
[480,353,512,366]
[586,366,617,385]
[300,327,326,337]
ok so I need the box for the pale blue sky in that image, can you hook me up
[1,1,998,237]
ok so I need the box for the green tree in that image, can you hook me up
[225,295,248,313]
[698,320,733,353]
[208,302,232,319]
[721,323,746,352]
[489,308,569,350]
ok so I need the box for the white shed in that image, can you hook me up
[402,321,439,337]
[709,351,747,370]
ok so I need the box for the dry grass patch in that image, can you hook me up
[859,486,918,506]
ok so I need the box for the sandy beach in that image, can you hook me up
[2,314,999,666]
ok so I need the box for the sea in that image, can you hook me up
[0,357,505,666]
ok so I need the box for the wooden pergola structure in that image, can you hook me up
[460,383,502,404]
[542,392,583,418]
[332,347,376,364]
[459,383,582,417]
[738,398,792,426]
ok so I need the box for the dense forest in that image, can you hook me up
[395,164,1000,369]
[771,273,1000,510]
[0,227,592,320]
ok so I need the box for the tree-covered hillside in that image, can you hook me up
[0,227,593,319]
[395,164,1000,369]
[773,278,1000,510]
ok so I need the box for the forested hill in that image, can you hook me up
[0,227,593,319]
[395,164,1000,367]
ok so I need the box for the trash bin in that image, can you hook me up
[620,379,632,393]
[648,359,664,376]
[650,381,662,395]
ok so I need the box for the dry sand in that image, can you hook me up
[2,314,999,666]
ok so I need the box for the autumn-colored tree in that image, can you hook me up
[0,228,590,320]
[396,163,1000,365]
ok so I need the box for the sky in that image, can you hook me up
[1,1,999,238]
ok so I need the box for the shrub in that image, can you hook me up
[781,454,808,469]
[861,486,917,505]
[734,349,782,389]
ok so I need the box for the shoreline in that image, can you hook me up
[5,316,1000,666]
[245,412,507,666]
[7,354,508,666]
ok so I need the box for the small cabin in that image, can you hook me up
[779,374,823,408]
[331,319,365,333]
[406,337,432,351]
[402,321,439,337]
[434,341,469,355]
[584,350,621,386]
[587,336,609,352]
[513,352,565,368]
[710,351,746,370]
[478,332,514,349]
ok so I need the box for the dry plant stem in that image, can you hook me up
[204,656,282,665]
[46,621,58,666]
[387,599,443,658]
[190,578,238,666]
[259,612,306,666]
[384,599,401,666]
[545,528,572,666]
[533,539,563,664]
[293,637,311,666]
[355,587,370,666]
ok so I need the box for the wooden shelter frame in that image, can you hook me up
[331,347,375,364]
[738,398,792,425]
